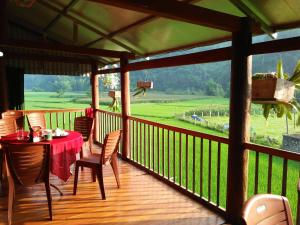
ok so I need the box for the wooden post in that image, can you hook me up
[0,0,8,114]
[226,18,252,224]
[91,63,99,142]
[120,53,130,158]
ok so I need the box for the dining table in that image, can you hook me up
[0,131,84,182]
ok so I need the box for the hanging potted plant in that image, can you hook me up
[100,65,121,112]
[133,57,154,96]
[252,59,300,123]
[133,80,154,96]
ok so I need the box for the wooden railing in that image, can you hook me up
[22,109,85,130]
[93,109,300,221]
[95,109,122,152]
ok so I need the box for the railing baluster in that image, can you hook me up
[267,155,273,193]
[281,158,288,196]
[136,121,139,163]
[200,138,203,197]
[50,113,53,129]
[62,112,65,129]
[69,112,71,130]
[56,112,59,128]
[148,124,150,169]
[254,151,259,194]
[208,140,212,201]
[162,128,165,177]
[173,131,176,183]
[186,134,189,190]
[152,125,155,171]
[157,127,160,174]
[140,121,142,164]
[192,136,195,193]
[168,130,170,180]
[217,142,221,206]
[179,132,182,186]
[144,123,146,166]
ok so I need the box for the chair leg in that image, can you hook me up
[80,147,84,171]
[96,166,106,200]
[45,181,52,220]
[73,163,80,195]
[91,168,96,182]
[7,176,15,225]
[110,154,120,188]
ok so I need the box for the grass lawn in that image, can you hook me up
[24,91,300,220]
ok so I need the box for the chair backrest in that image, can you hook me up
[101,130,122,164]
[2,110,24,129]
[74,116,94,142]
[0,118,17,138]
[242,194,294,225]
[3,143,50,186]
[27,112,46,129]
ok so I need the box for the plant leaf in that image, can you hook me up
[277,59,284,79]
[263,104,272,120]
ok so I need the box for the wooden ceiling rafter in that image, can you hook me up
[229,0,276,38]
[38,0,143,56]
[84,0,198,48]
[43,0,80,33]
[5,52,103,65]
[88,0,242,32]
[0,39,135,59]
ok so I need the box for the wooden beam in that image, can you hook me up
[5,52,99,64]
[43,0,80,32]
[38,0,143,56]
[229,0,276,38]
[120,53,130,158]
[0,39,135,59]
[251,36,300,54]
[97,67,121,75]
[88,0,241,32]
[127,47,231,71]
[226,18,252,224]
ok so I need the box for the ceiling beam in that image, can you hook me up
[43,0,80,32]
[88,0,242,32]
[229,0,276,38]
[5,52,102,65]
[0,39,135,59]
[38,0,143,56]
[251,36,300,55]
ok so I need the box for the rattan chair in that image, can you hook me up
[0,118,17,186]
[74,116,94,157]
[2,110,24,129]
[241,194,294,225]
[73,130,122,199]
[27,112,46,129]
[3,143,52,225]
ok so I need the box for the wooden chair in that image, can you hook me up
[0,118,17,186]
[27,112,46,129]
[2,110,25,129]
[3,143,52,225]
[241,194,294,225]
[74,116,94,157]
[73,130,122,199]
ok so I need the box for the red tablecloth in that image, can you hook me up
[1,131,83,182]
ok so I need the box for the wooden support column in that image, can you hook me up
[120,53,130,158]
[91,63,99,141]
[226,18,252,224]
[0,0,8,113]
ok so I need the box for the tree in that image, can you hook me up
[52,76,71,97]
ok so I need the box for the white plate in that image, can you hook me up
[52,132,69,138]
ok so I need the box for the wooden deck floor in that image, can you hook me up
[0,159,224,225]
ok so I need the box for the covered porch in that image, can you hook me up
[0,0,300,225]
